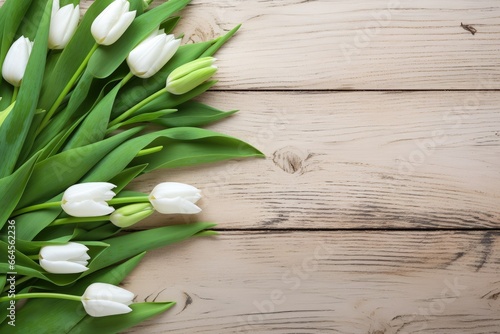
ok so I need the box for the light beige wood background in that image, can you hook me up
[6,0,500,332]
[126,1,500,332]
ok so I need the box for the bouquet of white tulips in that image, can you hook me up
[0,0,262,332]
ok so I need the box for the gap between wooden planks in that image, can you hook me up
[122,231,500,333]
[130,91,500,230]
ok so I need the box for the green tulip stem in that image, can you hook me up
[120,71,134,88]
[37,43,99,134]
[11,86,19,104]
[0,292,81,303]
[136,146,164,157]
[11,196,150,217]
[50,216,110,226]
[108,87,168,127]
[11,201,62,217]
[108,196,150,205]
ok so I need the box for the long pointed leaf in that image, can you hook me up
[0,0,51,177]
[0,153,40,230]
[70,302,176,334]
[17,128,140,208]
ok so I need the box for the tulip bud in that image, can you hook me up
[165,57,217,95]
[91,0,136,46]
[149,182,202,214]
[127,28,181,78]
[82,283,134,317]
[39,242,90,274]
[61,182,116,217]
[48,0,80,50]
[1,36,34,87]
[109,203,154,227]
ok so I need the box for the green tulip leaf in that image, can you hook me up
[108,109,176,132]
[83,222,215,275]
[70,302,176,334]
[131,80,217,116]
[157,101,238,127]
[108,164,148,193]
[0,0,51,178]
[65,83,123,149]
[0,153,40,230]
[82,127,262,183]
[17,0,50,40]
[201,24,241,57]
[14,196,62,241]
[17,128,140,208]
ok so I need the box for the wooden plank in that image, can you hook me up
[2,0,498,89]
[122,231,500,333]
[131,91,500,229]
[73,0,500,90]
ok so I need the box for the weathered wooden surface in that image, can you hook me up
[123,232,500,333]
[121,0,500,331]
[132,91,500,230]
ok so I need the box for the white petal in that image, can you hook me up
[127,34,167,78]
[63,182,116,202]
[55,5,80,49]
[51,0,60,16]
[100,10,136,45]
[150,182,201,203]
[62,199,115,217]
[153,38,180,72]
[40,242,89,261]
[150,197,202,214]
[1,36,32,87]
[40,259,88,274]
[91,0,129,43]
[82,300,132,317]
[83,283,135,304]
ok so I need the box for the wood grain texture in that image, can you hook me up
[1,0,499,333]
[73,0,500,90]
[131,91,500,229]
[122,231,500,333]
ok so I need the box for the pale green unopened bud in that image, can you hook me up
[165,57,217,95]
[109,203,154,228]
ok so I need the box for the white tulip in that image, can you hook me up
[48,0,80,50]
[82,283,134,317]
[61,182,116,217]
[126,28,181,78]
[39,242,90,274]
[149,182,202,214]
[91,0,136,46]
[1,36,33,87]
